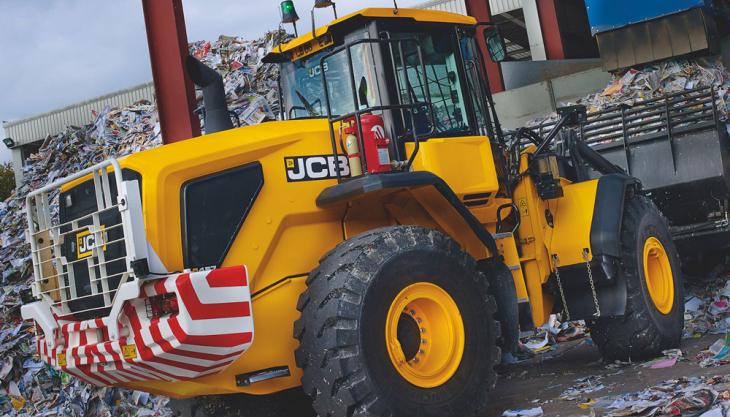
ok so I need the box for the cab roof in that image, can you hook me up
[273,8,477,55]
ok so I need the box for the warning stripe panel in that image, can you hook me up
[33,266,253,386]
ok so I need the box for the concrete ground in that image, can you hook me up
[170,334,725,417]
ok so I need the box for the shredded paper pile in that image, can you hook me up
[0,31,284,416]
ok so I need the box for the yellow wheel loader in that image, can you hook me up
[21,7,684,417]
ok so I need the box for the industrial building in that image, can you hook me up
[3,82,154,186]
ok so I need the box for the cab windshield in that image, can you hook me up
[280,42,382,119]
[279,28,480,138]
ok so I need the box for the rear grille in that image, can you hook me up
[26,159,149,320]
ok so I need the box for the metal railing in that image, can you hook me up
[25,159,150,318]
[522,87,720,149]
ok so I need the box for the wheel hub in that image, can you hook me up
[642,237,674,314]
[385,282,465,389]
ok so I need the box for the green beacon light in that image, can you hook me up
[281,1,299,23]
[280,0,300,36]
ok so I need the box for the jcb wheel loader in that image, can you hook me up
[21,7,684,417]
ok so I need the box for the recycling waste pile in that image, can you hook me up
[0,31,284,417]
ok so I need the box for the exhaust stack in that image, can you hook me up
[185,56,234,134]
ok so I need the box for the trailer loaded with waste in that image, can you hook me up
[524,0,730,272]
[528,85,730,272]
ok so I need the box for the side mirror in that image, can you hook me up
[483,26,507,62]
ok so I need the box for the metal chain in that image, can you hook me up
[552,255,570,321]
[583,249,601,317]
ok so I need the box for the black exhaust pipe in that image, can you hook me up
[185,56,233,134]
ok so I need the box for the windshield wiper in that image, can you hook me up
[295,90,321,117]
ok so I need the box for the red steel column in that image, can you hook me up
[536,0,566,60]
[142,0,201,144]
[465,0,505,93]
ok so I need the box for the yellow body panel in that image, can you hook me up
[406,137,500,198]
[546,180,598,265]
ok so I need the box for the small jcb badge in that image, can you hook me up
[57,352,67,367]
[122,344,138,360]
[76,226,106,259]
[285,155,350,182]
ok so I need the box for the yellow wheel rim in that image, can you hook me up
[385,282,465,389]
[642,237,674,314]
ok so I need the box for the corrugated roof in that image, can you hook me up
[489,0,523,16]
[3,82,155,146]
[416,0,468,15]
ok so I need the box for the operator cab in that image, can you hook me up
[264,8,505,180]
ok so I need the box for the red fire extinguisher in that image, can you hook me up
[343,114,392,176]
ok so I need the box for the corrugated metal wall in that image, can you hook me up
[489,0,523,15]
[416,0,468,15]
[3,82,155,146]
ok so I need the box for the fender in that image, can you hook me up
[316,171,499,258]
[590,173,641,260]
[558,173,641,320]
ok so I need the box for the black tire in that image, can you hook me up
[590,195,684,361]
[294,226,500,417]
[480,260,520,355]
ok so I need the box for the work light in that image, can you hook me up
[314,0,337,19]
[314,0,334,8]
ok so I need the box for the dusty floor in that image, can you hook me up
[484,334,724,417]
[170,334,726,417]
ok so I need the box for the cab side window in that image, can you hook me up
[391,31,472,136]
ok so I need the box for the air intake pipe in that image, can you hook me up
[185,56,233,134]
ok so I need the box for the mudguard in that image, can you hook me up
[558,174,640,320]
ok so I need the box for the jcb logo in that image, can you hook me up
[308,62,329,78]
[76,226,106,259]
[285,155,350,182]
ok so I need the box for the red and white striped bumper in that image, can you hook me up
[28,266,253,386]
